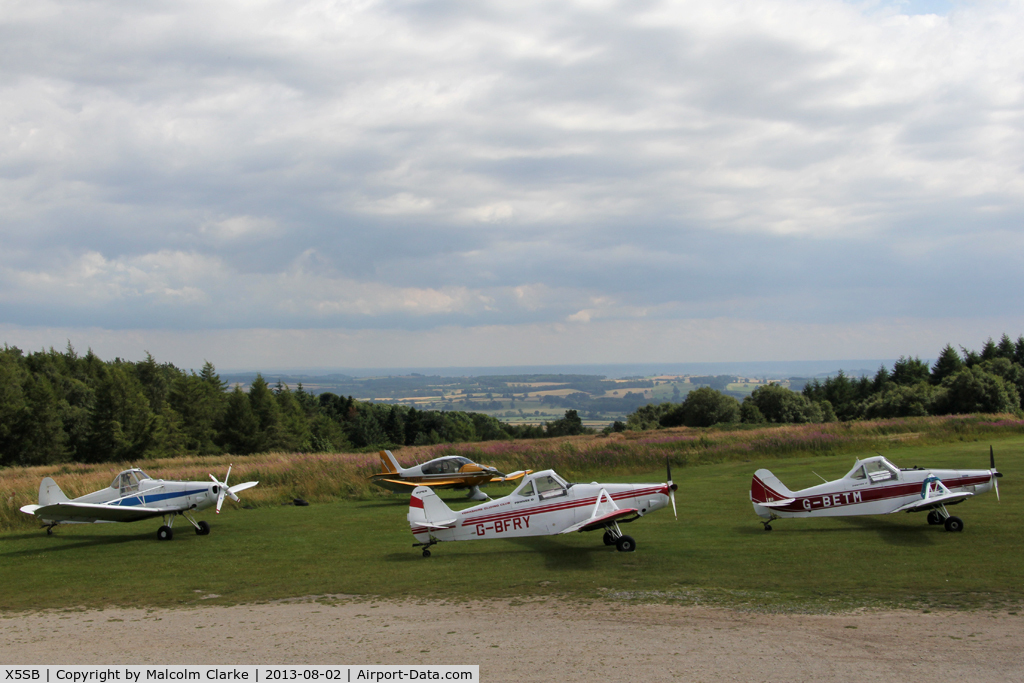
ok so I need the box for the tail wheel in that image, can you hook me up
[927,510,943,525]
[157,526,174,541]
[615,535,636,553]
[196,520,211,536]
[422,548,431,558]
[944,516,964,532]
[602,531,615,546]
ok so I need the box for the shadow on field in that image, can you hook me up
[834,517,938,546]
[381,537,606,569]
[0,531,152,556]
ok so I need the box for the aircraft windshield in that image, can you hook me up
[535,474,567,500]
[112,470,146,493]
[422,457,473,475]
[864,459,898,483]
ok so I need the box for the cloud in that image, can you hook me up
[2,0,1023,366]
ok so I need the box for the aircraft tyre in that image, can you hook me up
[196,521,210,535]
[764,524,772,531]
[944,516,964,532]
[927,510,943,525]
[615,535,636,552]
[603,531,615,546]
[157,526,174,541]
[422,549,431,558]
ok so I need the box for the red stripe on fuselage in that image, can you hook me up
[767,474,992,513]
[460,485,667,527]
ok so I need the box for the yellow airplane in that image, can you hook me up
[369,450,530,501]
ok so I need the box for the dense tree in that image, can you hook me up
[938,367,1020,415]
[660,387,740,428]
[891,356,930,386]
[743,384,826,424]
[931,344,964,385]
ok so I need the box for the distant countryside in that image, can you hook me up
[219,371,781,428]
[2,333,1023,466]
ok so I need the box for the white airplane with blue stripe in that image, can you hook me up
[20,466,258,541]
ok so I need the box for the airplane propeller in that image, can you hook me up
[667,458,678,520]
[209,465,259,513]
[990,446,1003,502]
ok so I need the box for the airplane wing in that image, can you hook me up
[559,507,640,534]
[377,478,471,488]
[26,501,181,523]
[891,491,973,513]
[489,470,531,483]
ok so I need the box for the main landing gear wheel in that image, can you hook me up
[927,510,943,525]
[615,535,636,553]
[763,524,773,531]
[603,531,615,546]
[195,520,210,536]
[422,548,431,558]
[157,526,174,541]
[944,516,964,532]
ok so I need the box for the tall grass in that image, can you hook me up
[3,414,1022,532]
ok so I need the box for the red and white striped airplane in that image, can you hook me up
[408,464,677,556]
[750,448,1002,532]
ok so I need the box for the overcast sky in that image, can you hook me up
[2,0,1023,371]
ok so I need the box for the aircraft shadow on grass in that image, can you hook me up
[383,536,604,570]
[1,531,153,557]
[734,517,937,547]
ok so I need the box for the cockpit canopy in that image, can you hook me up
[514,470,569,499]
[847,457,898,483]
[110,469,150,492]
[421,456,474,475]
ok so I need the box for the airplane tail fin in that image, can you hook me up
[379,450,403,475]
[408,486,457,531]
[39,477,70,506]
[750,469,796,504]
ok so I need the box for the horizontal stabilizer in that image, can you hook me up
[758,497,796,508]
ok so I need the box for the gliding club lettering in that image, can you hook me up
[475,515,531,535]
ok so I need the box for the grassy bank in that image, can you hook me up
[3,414,1023,533]
[0,417,1021,613]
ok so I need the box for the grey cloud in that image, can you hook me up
[2,0,1024,348]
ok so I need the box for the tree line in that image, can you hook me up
[623,334,1024,430]
[0,344,591,467]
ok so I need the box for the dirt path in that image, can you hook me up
[3,599,1022,682]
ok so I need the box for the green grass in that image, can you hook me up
[1,437,1021,613]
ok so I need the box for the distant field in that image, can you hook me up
[1,421,1021,612]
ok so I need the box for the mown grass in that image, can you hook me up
[0,425,1021,613]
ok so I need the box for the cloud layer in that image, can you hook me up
[2,0,1023,367]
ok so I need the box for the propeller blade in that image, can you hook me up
[666,457,678,520]
[216,487,226,513]
[990,446,1001,502]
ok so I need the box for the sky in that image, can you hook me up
[2,0,1023,371]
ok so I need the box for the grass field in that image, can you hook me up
[1,433,1020,613]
